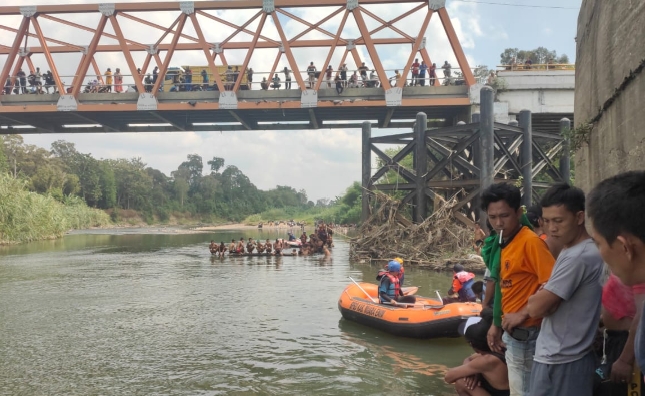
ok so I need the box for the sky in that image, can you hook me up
[1,0,582,202]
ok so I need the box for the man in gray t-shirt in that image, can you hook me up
[526,183,604,396]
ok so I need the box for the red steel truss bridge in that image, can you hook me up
[0,0,476,133]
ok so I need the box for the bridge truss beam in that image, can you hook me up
[0,0,475,119]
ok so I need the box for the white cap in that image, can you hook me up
[458,316,482,336]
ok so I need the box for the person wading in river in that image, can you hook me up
[236,238,245,254]
[246,238,256,254]
[265,239,272,254]
[273,239,283,256]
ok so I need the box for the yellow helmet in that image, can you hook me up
[393,257,404,264]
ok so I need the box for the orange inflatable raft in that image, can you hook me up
[338,282,482,338]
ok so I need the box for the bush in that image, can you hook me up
[0,173,110,244]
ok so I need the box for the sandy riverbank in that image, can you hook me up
[195,223,302,232]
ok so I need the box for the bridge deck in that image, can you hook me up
[0,86,470,133]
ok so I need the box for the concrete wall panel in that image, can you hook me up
[575,0,645,191]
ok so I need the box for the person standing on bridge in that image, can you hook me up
[184,67,192,91]
[283,67,292,89]
[419,61,428,86]
[105,68,113,92]
[114,68,123,93]
[411,58,420,86]
[442,61,452,79]
[152,66,159,86]
[247,68,253,89]
[335,75,343,95]
[201,69,209,90]
[17,69,26,94]
[359,62,369,82]
[429,63,437,86]
[325,65,333,88]
[307,62,317,89]
[340,63,348,87]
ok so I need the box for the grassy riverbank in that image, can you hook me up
[242,205,358,226]
[0,174,110,244]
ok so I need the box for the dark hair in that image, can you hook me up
[480,182,522,212]
[540,183,585,214]
[588,171,645,244]
[465,310,493,352]
[526,205,542,228]
[453,264,464,273]
[472,281,484,295]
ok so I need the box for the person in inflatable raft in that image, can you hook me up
[378,261,416,306]
[444,263,478,303]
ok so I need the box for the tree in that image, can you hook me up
[31,166,67,194]
[2,135,25,178]
[177,154,203,191]
[500,47,570,65]
[207,157,225,174]
[50,140,79,164]
[76,154,102,207]
[454,64,490,84]
[99,161,117,208]
[110,158,151,210]
[173,177,189,208]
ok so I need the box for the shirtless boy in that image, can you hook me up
[274,239,283,256]
[218,242,227,256]
[265,239,272,254]
[246,238,255,254]
[236,238,245,254]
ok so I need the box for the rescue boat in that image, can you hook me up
[338,282,482,339]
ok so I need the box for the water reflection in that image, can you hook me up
[0,228,470,395]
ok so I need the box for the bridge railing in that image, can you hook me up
[2,66,483,96]
[495,63,575,72]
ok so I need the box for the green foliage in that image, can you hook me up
[0,173,109,244]
[562,123,593,152]
[500,47,570,65]
[3,135,334,226]
[243,181,363,225]
[0,139,8,174]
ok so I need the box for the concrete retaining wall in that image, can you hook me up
[575,0,645,192]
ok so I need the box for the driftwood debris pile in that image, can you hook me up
[350,192,486,273]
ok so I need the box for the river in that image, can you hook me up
[0,228,472,395]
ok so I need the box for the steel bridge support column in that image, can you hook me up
[480,87,495,224]
[414,112,428,223]
[559,118,571,184]
[361,121,372,223]
[471,112,481,221]
[519,110,533,207]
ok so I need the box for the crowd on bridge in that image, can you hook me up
[2,59,463,96]
[437,173,645,396]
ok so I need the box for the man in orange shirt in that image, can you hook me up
[482,183,555,396]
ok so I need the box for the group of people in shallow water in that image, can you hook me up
[374,174,645,396]
[208,223,334,257]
